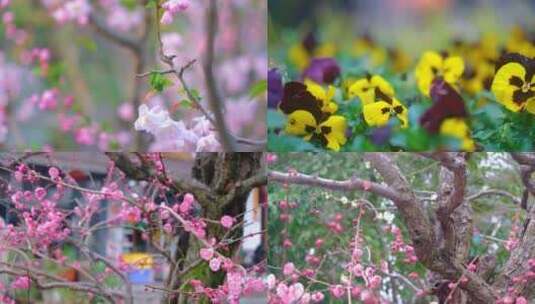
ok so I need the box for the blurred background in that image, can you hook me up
[269,0,535,58]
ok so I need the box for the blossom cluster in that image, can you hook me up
[134,104,221,151]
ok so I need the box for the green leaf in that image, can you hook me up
[120,0,138,10]
[180,99,193,108]
[149,72,172,92]
[267,133,318,151]
[145,0,159,8]
[190,88,202,101]
[248,79,267,99]
[267,110,285,129]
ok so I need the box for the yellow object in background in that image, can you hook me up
[121,253,153,269]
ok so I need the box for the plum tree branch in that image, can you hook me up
[105,152,212,202]
[202,0,236,151]
[466,189,522,205]
[268,170,400,202]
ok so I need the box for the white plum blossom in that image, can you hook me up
[196,133,221,152]
[134,104,174,132]
[134,104,221,152]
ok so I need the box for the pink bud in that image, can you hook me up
[48,167,60,179]
[220,215,234,229]
[209,258,221,272]
[282,262,295,276]
[199,248,214,261]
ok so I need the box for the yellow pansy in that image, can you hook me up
[352,37,387,67]
[439,118,475,151]
[289,44,310,71]
[315,42,337,58]
[362,98,408,128]
[506,26,535,58]
[491,53,535,114]
[388,48,412,73]
[461,62,495,95]
[286,110,347,151]
[304,79,338,114]
[348,75,395,105]
[415,51,464,96]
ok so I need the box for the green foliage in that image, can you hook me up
[145,0,160,8]
[120,0,138,10]
[149,72,172,92]
[249,79,268,99]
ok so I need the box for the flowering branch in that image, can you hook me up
[270,153,506,303]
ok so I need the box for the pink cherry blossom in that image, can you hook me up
[329,284,345,298]
[11,276,30,289]
[220,215,234,229]
[282,262,295,276]
[48,167,60,179]
[34,187,47,201]
[200,248,214,261]
[209,257,221,272]
[311,291,324,302]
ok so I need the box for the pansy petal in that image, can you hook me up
[371,75,395,97]
[415,51,443,96]
[439,118,475,151]
[525,98,535,115]
[288,44,310,71]
[443,56,465,84]
[304,79,338,114]
[304,79,326,101]
[320,116,347,151]
[285,110,317,136]
[392,98,409,128]
[491,62,526,112]
[325,102,339,114]
[363,101,391,127]
[348,79,375,104]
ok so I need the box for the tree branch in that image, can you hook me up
[202,0,236,151]
[268,170,400,202]
[88,13,141,54]
[105,152,212,201]
[466,189,522,205]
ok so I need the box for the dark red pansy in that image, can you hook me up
[302,31,317,54]
[420,78,468,133]
[278,81,326,123]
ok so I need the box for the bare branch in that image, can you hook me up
[466,189,522,205]
[88,14,141,54]
[268,170,400,202]
[202,0,236,151]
